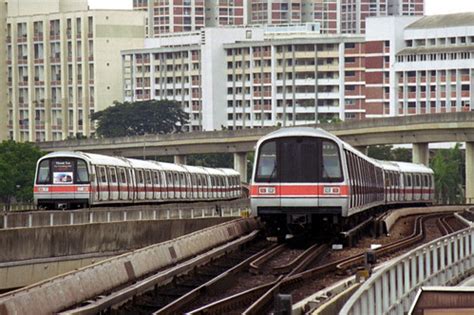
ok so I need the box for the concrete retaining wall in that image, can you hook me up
[0,218,259,314]
[0,217,232,263]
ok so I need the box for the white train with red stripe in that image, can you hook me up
[34,151,242,210]
[250,127,434,235]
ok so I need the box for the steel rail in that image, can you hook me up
[59,230,261,315]
[248,243,286,274]
[189,213,443,315]
[152,244,275,315]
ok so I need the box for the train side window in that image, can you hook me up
[191,174,196,186]
[37,159,51,184]
[181,173,186,186]
[407,175,412,187]
[137,170,144,184]
[167,172,173,186]
[423,175,429,187]
[415,174,420,187]
[109,167,117,183]
[145,170,152,185]
[100,167,107,183]
[118,168,127,183]
[153,171,160,186]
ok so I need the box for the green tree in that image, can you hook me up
[91,100,189,137]
[430,144,464,204]
[187,153,233,168]
[392,148,412,162]
[0,141,44,208]
[367,145,394,160]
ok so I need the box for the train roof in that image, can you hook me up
[158,161,188,172]
[126,158,161,170]
[393,161,434,174]
[218,168,240,176]
[257,127,340,145]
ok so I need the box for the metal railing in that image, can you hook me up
[340,218,474,315]
[1,200,250,229]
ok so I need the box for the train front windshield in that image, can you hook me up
[36,158,89,184]
[255,137,343,183]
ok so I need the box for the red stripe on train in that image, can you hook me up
[250,184,349,197]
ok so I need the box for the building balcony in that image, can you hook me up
[33,35,44,42]
[50,34,60,41]
[253,105,272,111]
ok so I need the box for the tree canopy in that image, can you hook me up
[367,145,411,162]
[430,144,464,204]
[0,141,44,208]
[91,100,190,137]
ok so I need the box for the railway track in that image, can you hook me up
[51,212,466,315]
[185,213,465,315]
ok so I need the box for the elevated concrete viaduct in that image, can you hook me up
[37,112,474,202]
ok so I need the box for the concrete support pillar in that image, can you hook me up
[412,143,429,166]
[466,142,474,204]
[234,152,248,183]
[174,155,187,165]
[354,146,368,155]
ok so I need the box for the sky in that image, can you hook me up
[88,0,474,15]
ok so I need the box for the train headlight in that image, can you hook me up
[77,186,89,192]
[258,187,276,195]
[38,187,49,192]
[323,187,340,195]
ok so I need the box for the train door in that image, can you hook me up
[167,172,174,199]
[108,167,119,201]
[200,174,205,199]
[144,170,152,200]
[186,173,192,199]
[190,174,196,199]
[180,173,186,199]
[161,171,168,200]
[91,165,100,203]
[152,171,160,200]
[136,169,145,200]
[422,174,429,201]
[117,168,128,201]
[98,166,109,201]
[414,174,421,201]
[127,168,135,202]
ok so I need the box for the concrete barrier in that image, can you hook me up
[0,217,259,314]
[383,205,465,233]
[0,199,250,229]
[0,217,233,263]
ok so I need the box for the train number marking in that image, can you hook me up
[258,187,276,195]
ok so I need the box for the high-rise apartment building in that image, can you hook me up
[133,0,248,37]
[224,34,366,128]
[123,25,367,131]
[341,0,424,34]
[0,0,7,140]
[6,0,146,142]
[250,0,338,34]
[123,27,262,131]
[135,0,424,36]
[366,13,474,116]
